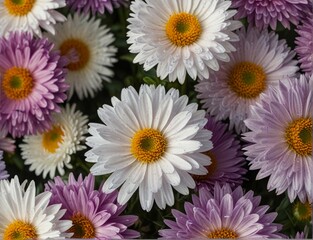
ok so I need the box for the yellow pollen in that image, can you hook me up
[193,151,217,182]
[293,201,312,221]
[165,12,202,47]
[3,220,37,240]
[207,228,238,239]
[285,117,312,156]
[42,125,64,153]
[4,0,35,16]
[228,61,266,99]
[68,213,96,239]
[60,38,90,71]
[131,128,167,163]
[2,67,34,100]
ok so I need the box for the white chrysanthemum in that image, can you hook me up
[127,0,242,84]
[0,0,66,37]
[44,12,117,100]
[20,104,88,179]
[0,176,72,239]
[195,27,298,133]
[85,84,213,211]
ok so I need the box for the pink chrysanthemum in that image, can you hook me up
[0,31,69,138]
[295,15,313,74]
[232,0,309,30]
[159,183,285,239]
[45,173,140,239]
[192,115,247,189]
[243,75,313,203]
[66,0,129,15]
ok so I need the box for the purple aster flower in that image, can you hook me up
[232,0,309,30]
[295,16,313,74]
[159,183,285,239]
[192,115,247,189]
[0,31,69,138]
[0,151,9,180]
[45,173,140,239]
[243,75,313,203]
[0,130,15,153]
[66,0,129,15]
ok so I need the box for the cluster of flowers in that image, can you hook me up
[0,0,312,239]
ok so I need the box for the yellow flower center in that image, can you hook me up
[285,118,312,156]
[131,128,167,163]
[68,213,96,239]
[2,67,34,100]
[193,151,217,181]
[228,61,266,99]
[165,12,202,47]
[293,201,312,221]
[4,0,35,16]
[207,228,238,239]
[60,38,90,71]
[42,125,64,153]
[3,220,37,240]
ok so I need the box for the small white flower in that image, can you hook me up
[85,84,213,211]
[196,27,298,133]
[20,104,88,178]
[0,176,72,239]
[45,12,117,99]
[127,0,242,84]
[0,0,66,37]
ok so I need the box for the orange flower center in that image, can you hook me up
[166,12,202,47]
[60,38,90,71]
[3,220,37,240]
[42,125,64,153]
[131,128,167,163]
[4,0,35,16]
[228,61,266,99]
[68,213,96,239]
[2,67,34,100]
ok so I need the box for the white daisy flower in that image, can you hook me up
[127,0,242,84]
[20,104,88,179]
[85,84,213,211]
[44,12,117,100]
[0,176,72,239]
[0,0,66,37]
[195,27,299,133]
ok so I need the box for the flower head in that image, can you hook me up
[0,0,66,37]
[295,15,313,74]
[159,183,285,239]
[44,13,117,99]
[192,115,247,189]
[232,0,309,30]
[195,27,298,133]
[45,173,140,239]
[0,150,9,180]
[66,0,129,15]
[20,104,88,179]
[85,84,213,211]
[0,176,72,239]
[127,0,242,84]
[243,74,313,203]
[0,31,69,138]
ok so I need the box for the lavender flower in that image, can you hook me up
[66,0,129,15]
[159,183,285,239]
[0,31,69,138]
[232,0,309,30]
[45,173,140,239]
[192,115,247,189]
[295,15,313,74]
